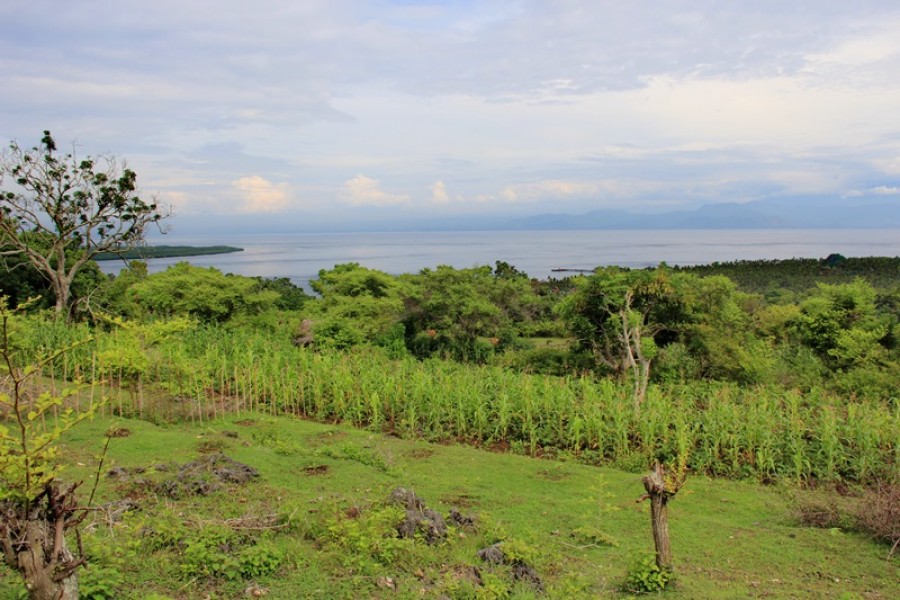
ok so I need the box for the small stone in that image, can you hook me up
[244,583,268,597]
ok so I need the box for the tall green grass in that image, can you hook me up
[20,319,900,484]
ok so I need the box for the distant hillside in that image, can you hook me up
[165,196,900,234]
[93,245,243,261]
[676,256,900,295]
[502,198,900,231]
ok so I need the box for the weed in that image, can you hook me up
[324,504,409,571]
[316,443,396,474]
[78,565,125,600]
[179,525,240,580]
[237,542,284,579]
[624,555,674,593]
[571,526,620,548]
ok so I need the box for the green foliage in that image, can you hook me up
[307,263,407,350]
[126,262,279,322]
[179,526,240,580]
[95,316,195,396]
[315,443,397,474]
[797,279,884,367]
[402,265,509,361]
[79,564,126,600]
[0,234,108,315]
[324,505,408,570]
[676,256,900,296]
[237,542,283,579]
[2,410,898,599]
[624,555,674,593]
[0,131,167,317]
[36,316,898,483]
[88,260,148,318]
[177,526,282,581]
[0,298,97,503]
[792,279,898,396]
[255,276,310,311]
[571,526,620,548]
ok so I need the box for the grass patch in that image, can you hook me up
[0,413,896,599]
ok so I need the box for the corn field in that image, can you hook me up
[19,318,900,484]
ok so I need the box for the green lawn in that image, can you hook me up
[1,413,896,599]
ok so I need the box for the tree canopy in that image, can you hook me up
[0,131,168,318]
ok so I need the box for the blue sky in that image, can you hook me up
[2,1,900,230]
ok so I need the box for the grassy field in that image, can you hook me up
[1,413,895,599]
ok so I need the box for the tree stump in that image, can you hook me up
[642,463,674,570]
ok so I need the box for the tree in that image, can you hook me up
[402,266,506,361]
[0,298,99,599]
[126,262,279,322]
[307,263,407,349]
[794,279,897,397]
[0,131,168,318]
[557,267,683,409]
[796,279,888,369]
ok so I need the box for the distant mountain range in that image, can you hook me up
[499,197,900,231]
[168,196,900,236]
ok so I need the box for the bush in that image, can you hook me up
[856,482,900,557]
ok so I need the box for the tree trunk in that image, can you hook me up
[51,275,70,321]
[17,521,79,600]
[642,464,673,570]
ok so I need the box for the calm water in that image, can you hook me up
[97,229,900,289]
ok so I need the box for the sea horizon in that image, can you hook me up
[101,228,900,290]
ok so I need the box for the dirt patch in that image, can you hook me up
[197,439,228,454]
[303,464,329,476]
[234,419,255,426]
[440,492,480,508]
[108,453,259,499]
[536,467,571,481]
[106,427,131,438]
[406,448,435,460]
[444,564,482,587]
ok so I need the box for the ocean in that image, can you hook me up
[97,229,900,289]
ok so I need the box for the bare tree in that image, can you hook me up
[0,131,168,318]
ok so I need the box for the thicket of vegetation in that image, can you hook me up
[5,254,896,486]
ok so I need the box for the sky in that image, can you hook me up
[2,1,900,232]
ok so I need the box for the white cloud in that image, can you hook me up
[232,175,289,213]
[871,185,900,196]
[499,180,599,203]
[431,180,449,204]
[872,156,900,176]
[804,30,900,69]
[339,175,410,207]
[845,185,900,198]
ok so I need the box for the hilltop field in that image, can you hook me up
[1,255,898,598]
[0,412,896,599]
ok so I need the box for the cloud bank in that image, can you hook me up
[1,1,898,225]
